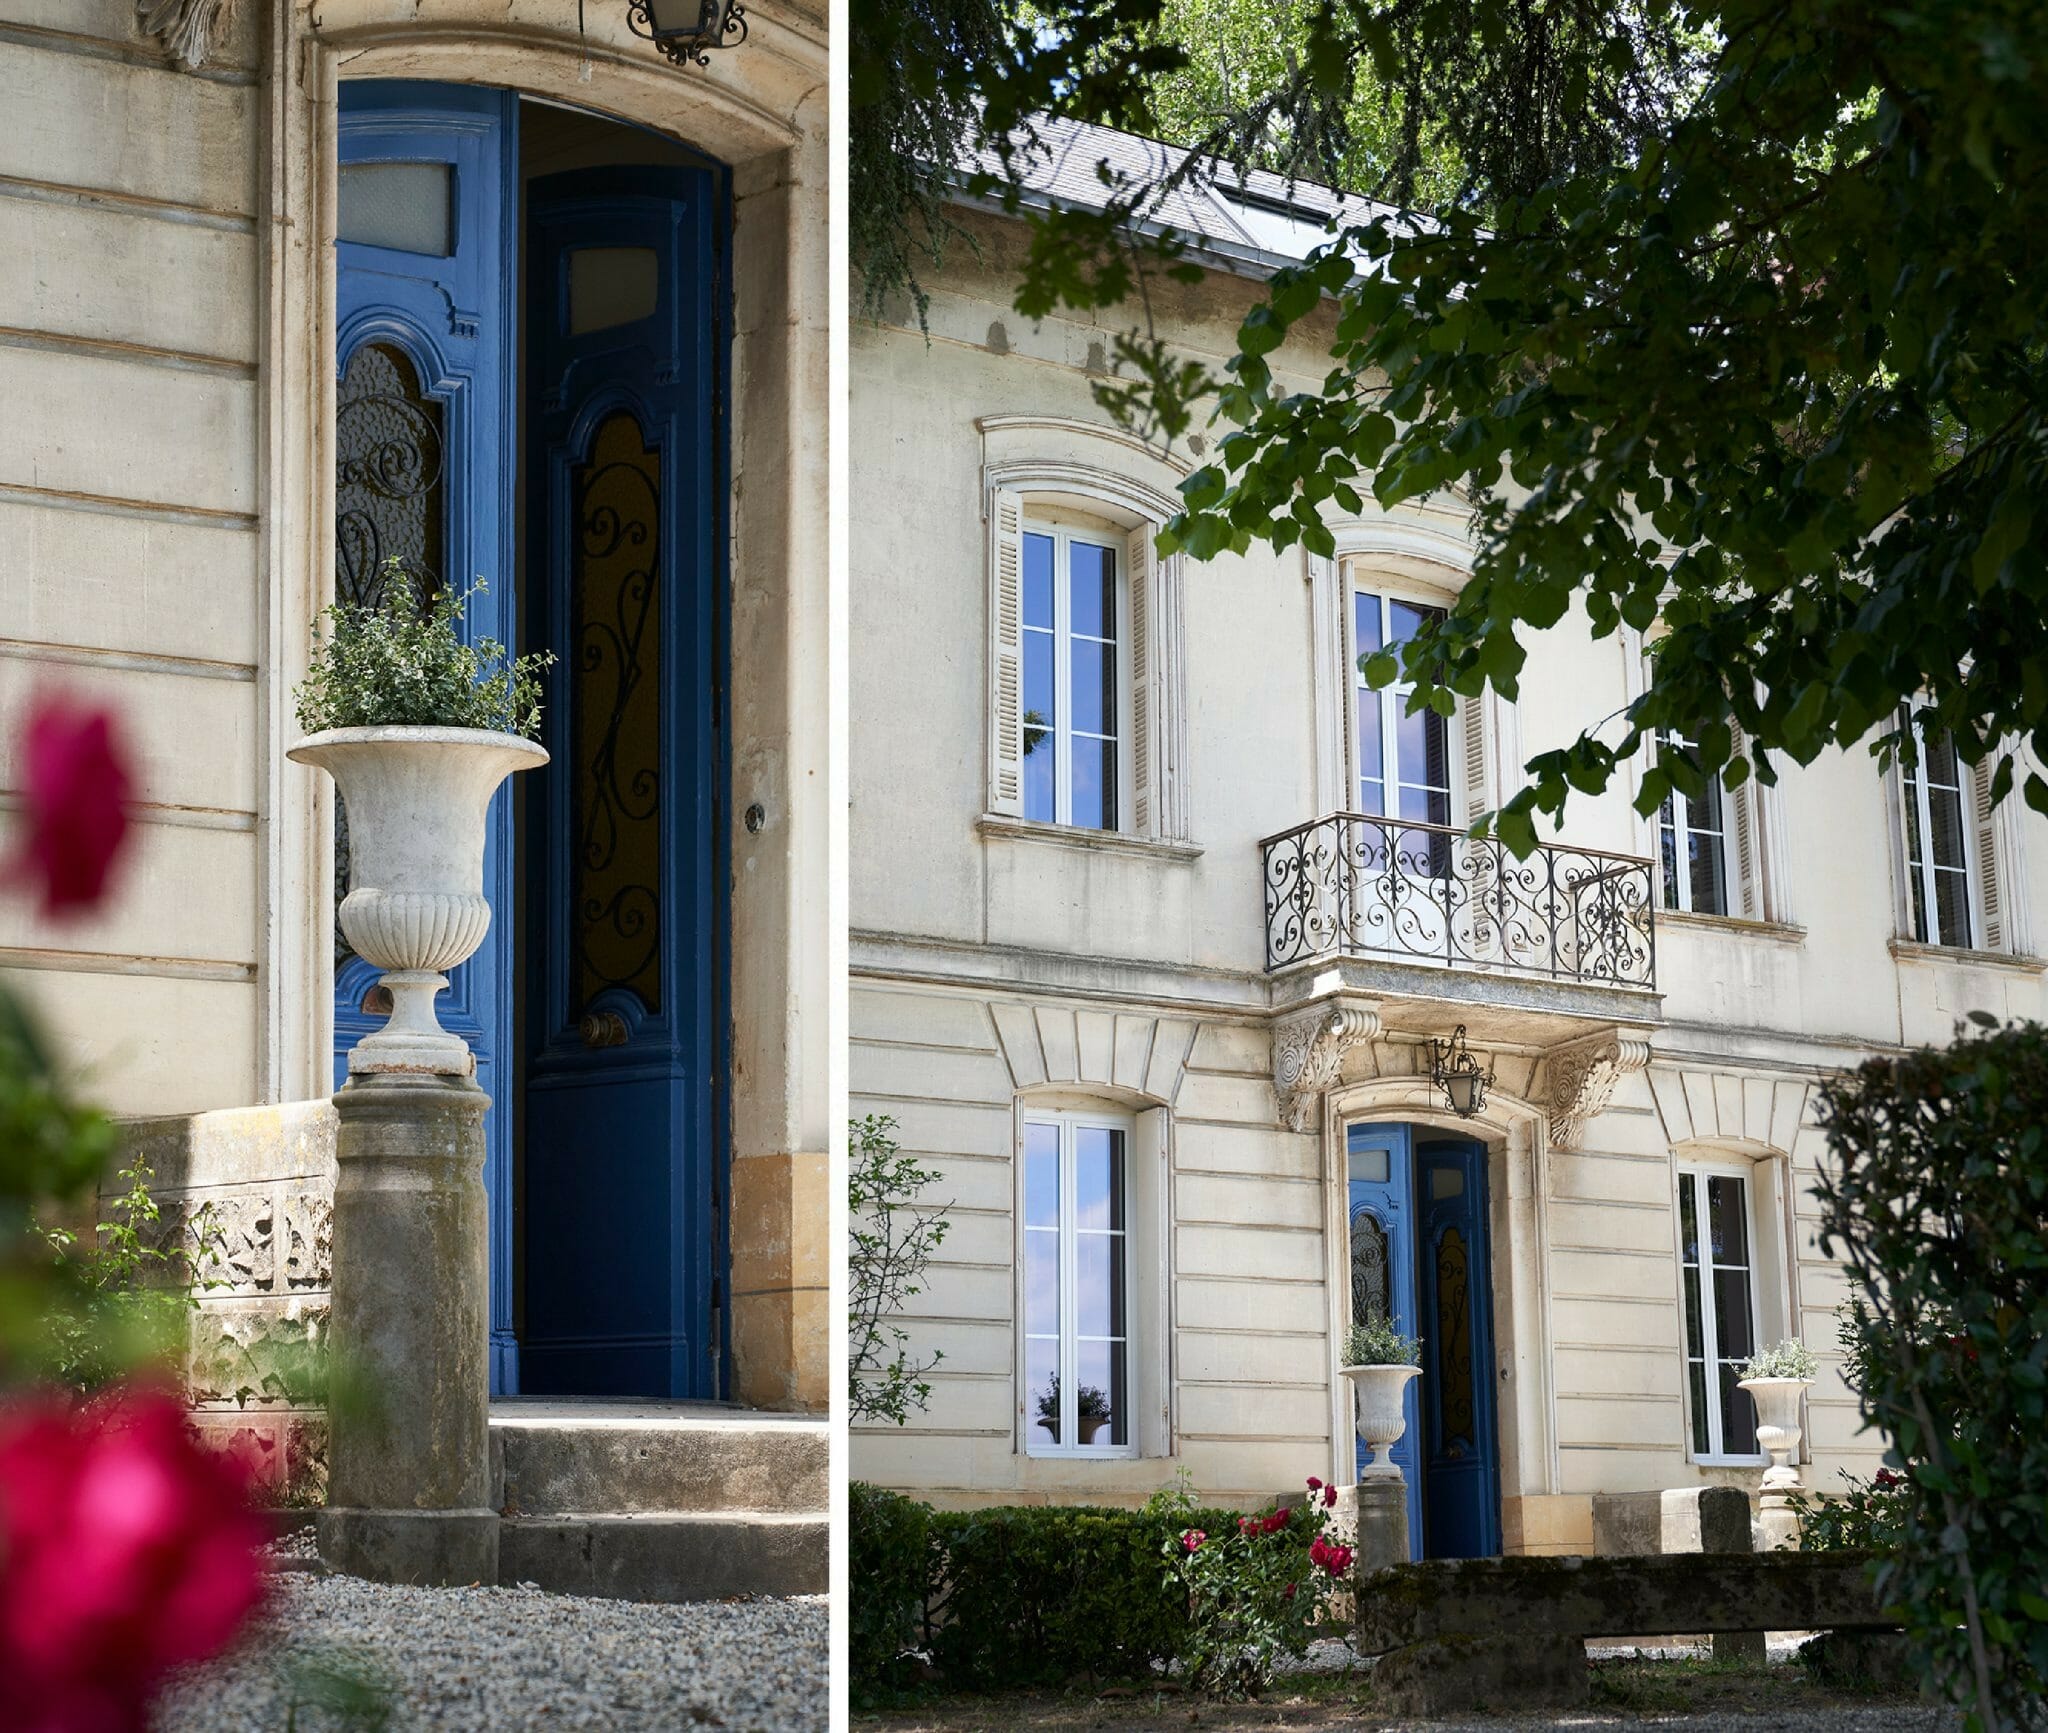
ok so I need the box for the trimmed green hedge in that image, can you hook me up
[850,1482,1244,1696]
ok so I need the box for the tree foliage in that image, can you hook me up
[847,1115,952,1427]
[1812,1018,2048,1731]
[866,0,2048,847]
[1065,0,2048,848]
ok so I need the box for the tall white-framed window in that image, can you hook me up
[1656,730,1731,915]
[1020,520,1129,832]
[1349,588,1453,828]
[1677,1164,1764,1463]
[1898,705,1978,950]
[1021,1109,1134,1457]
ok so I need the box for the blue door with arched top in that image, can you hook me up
[1347,1122,1501,1558]
[519,164,729,1398]
[332,82,520,1391]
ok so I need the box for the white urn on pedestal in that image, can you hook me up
[1343,1363,1423,1480]
[1739,1373,1812,1551]
[1739,1375,1811,1490]
[289,726,547,1077]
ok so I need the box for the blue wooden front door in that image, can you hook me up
[332,82,521,1391]
[1346,1123,1501,1557]
[519,165,729,1399]
[1416,1137,1502,1558]
[1347,1122,1423,1544]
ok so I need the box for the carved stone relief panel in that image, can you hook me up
[280,1191,334,1290]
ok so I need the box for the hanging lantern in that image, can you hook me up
[1428,1024,1493,1119]
[626,0,747,67]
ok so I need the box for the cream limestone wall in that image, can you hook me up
[850,206,2048,1526]
[0,0,830,1411]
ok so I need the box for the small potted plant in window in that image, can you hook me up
[1737,1337,1818,1489]
[1342,1314,1423,1479]
[1034,1375,1114,1444]
[1074,1383,1113,1445]
[289,564,553,1077]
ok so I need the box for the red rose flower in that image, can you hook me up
[7,695,133,917]
[0,1385,269,1731]
[1306,1476,1323,1491]
[1323,1544,1354,1576]
[1181,1529,1206,1552]
[1873,1468,1904,1489]
[1323,1484,1338,1508]
[1238,1515,1255,1536]
[1261,1509,1290,1534]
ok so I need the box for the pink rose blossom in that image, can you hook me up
[6,694,134,917]
[0,1385,269,1731]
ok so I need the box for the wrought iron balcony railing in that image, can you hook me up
[1260,812,1657,989]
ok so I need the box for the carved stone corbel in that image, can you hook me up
[137,0,237,72]
[1543,1028,1653,1148]
[1272,1003,1381,1133]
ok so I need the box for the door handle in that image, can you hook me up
[580,1011,628,1049]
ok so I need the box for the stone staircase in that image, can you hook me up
[489,1400,828,1602]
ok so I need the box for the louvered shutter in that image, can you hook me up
[1127,521,1156,835]
[1972,755,2003,951]
[1730,724,1760,920]
[988,487,1026,817]
[1461,693,1490,826]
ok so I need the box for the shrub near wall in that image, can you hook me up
[849,1483,1245,1695]
[1814,1018,2048,1730]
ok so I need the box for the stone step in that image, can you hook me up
[499,1513,828,1603]
[488,1402,827,1519]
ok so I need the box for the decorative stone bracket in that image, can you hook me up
[137,0,236,72]
[1541,1028,1653,1148]
[1272,1002,1381,1133]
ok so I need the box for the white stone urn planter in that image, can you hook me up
[289,726,546,1078]
[1343,1362,1422,1479]
[1738,1375,1811,1490]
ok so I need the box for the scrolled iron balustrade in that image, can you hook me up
[1260,812,1656,988]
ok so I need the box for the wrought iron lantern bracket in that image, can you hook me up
[625,0,748,66]
[1427,1023,1494,1119]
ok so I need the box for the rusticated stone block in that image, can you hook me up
[1370,1633,1587,1714]
[1356,1553,1896,1655]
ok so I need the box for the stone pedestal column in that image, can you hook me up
[1341,1478,1411,1573]
[317,1074,498,1587]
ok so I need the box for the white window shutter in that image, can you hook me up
[1127,521,1156,835]
[1972,754,2003,951]
[1132,1105,1172,1458]
[1460,692,1491,827]
[988,487,1026,817]
[1731,724,1761,920]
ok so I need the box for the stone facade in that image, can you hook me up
[3,0,830,1412]
[847,168,2048,1545]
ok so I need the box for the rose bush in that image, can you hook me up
[1160,1475,1350,1697]
[0,692,271,1730]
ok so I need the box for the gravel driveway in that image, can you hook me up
[154,1571,827,1732]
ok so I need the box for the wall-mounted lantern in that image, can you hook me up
[1428,1024,1493,1119]
[626,0,748,66]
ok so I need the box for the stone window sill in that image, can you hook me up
[1889,937,2048,975]
[1657,910,1806,945]
[976,813,1203,863]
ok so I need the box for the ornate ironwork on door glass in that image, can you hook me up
[333,340,448,965]
[1435,1226,1473,1444]
[1260,812,1657,987]
[572,411,664,1017]
[1350,1209,1390,1328]
[335,341,445,612]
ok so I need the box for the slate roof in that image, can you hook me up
[966,113,1416,275]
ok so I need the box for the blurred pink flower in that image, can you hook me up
[0,1386,269,1731]
[8,694,133,917]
